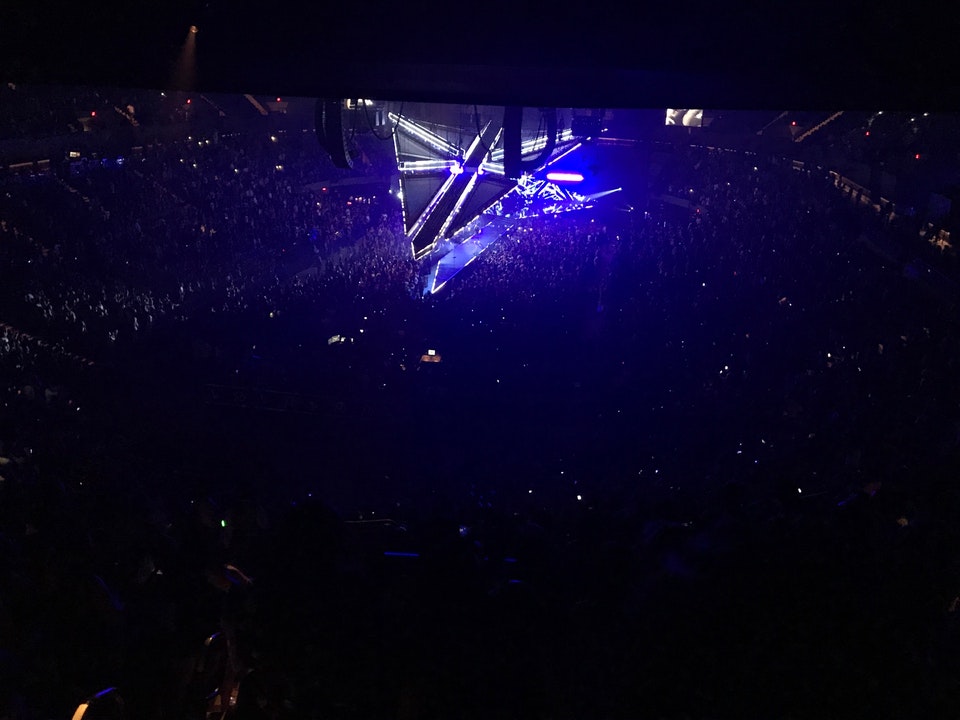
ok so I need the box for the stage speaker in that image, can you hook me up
[503,107,557,179]
[315,99,354,169]
[571,115,602,138]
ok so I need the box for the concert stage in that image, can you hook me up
[392,106,624,294]
[422,215,517,294]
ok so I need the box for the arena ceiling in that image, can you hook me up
[1,1,958,110]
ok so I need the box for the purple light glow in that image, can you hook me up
[545,171,584,183]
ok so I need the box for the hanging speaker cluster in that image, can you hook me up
[503,107,557,179]
[315,98,353,169]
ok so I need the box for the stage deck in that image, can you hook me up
[424,215,517,294]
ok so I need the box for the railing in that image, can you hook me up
[113,105,139,127]
[794,111,844,143]
[757,111,789,135]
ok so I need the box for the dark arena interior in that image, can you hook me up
[3,5,960,720]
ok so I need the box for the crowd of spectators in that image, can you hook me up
[1,121,400,352]
[3,99,960,720]
[0,85,240,142]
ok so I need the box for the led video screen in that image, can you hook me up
[665,109,703,127]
